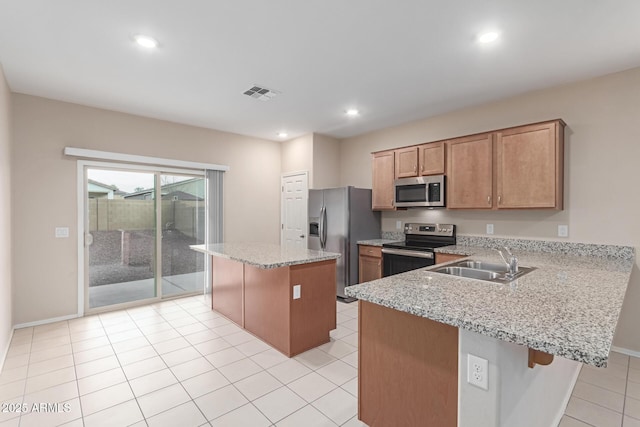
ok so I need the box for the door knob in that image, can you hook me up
[299,235,305,238]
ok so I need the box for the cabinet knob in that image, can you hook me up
[377,262,381,266]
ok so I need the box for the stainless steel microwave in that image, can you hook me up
[394,175,445,208]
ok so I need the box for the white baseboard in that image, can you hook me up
[551,362,582,427]
[611,346,640,359]
[14,313,80,329]
[0,327,14,373]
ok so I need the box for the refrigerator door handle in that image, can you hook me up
[320,205,327,250]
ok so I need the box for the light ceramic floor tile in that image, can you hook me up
[24,366,76,395]
[71,336,111,353]
[167,317,199,329]
[579,367,627,394]
[122,355,167,380]
[1,354,29,370]
[295,349,337,370]
[211,324,244,337]
[82,399,144,427]
[28,344,73,364]
[75,355,120,379]
[23,381,79,407]
[267,359,312,384]
[342,415,367,427]
[316,360,357,386]
[252,386,306,423]
[318,340,357,359]
[625,396,640,420]
[0,417,20,427]
[630,357,640,371]
[336,302,350,312]
[116,345,158,365]
[184,330,220,345]
[218,358,263,383]
[73,345,115,365]
[30,335,71,353]
[582,363,629,381]
[6,343,31,358]
[570,380,625,413]
[342,377,358,398]
[194,384,249,421]
[181,369,230,399]
[558,416,592,427]
[329,326,352,340]
[175,322,209,336]
[234,371,283,401]
[80,382,134,415]
[104,321,138,335]
[223,331,256,347]
[288,372,338,403]
[624,415,640,427]
[251,348,289,370]
[340,333,359,348]
[0,380,25,401]
[129,368,178,397]
[236,339,271,357]
[58,419,85,427]
[108,329,144,343]
[153,337,191,355]
[170,357,215,382]
[161,346,202,367]
[70,328,106,343]
[565,396,623,427]
[77,367,127,395]
[312,387,357,425]
[194,338,232,356]
[202,317,231,329]
[27,354,74,377]
[275,404,337,427]
[137,383,191,418]
[609,351,630,367]
[205,347,246,368]
[19,397,81,427]
[629,367,640,384]
[146,329,182,345]
[628,381,640,400]
[341,351,358,368]
[147,400,208,427]
[209,403,271,427]
[339,319,358,332]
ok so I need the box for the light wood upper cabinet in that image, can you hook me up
[419,141,445,176]
[395,147,419,178]
[496,121,564,209]
[372,150,396,210]
[447,133,494,209]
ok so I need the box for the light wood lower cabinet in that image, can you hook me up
[211,256,337,357]
[358,301,458,426]
[358,245,382,283]
[435,253,466,265]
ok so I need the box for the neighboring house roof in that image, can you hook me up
[88,179,118,191]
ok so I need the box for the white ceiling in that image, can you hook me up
[1,1,639,141]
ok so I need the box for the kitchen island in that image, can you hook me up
[192,243,340,357]
[346,238,634,427]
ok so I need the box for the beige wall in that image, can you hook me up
[281,133,313,181]
[312,134,340,189]
[339,66,640,351]
[0,66,12,361]
[11,94,282,324]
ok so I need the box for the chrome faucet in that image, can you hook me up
[495,247,518,278]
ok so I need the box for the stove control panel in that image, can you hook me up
[404,223,455,237]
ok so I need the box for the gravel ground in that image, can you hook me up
[89,229,204,287]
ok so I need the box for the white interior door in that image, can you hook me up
[281,172,309,249]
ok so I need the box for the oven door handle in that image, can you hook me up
[381,248,434,259]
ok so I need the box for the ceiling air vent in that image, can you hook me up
[242,85,280,101]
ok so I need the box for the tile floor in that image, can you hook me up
[0,295,639,427]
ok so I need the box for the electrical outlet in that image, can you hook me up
[396,220,402,230]
[467,354,489,390]
[558,225,569,238]
[486,224,494,235]
[55,227,69,238]
[293,285,301,299]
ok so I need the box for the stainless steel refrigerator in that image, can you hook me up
[308,187,381,301]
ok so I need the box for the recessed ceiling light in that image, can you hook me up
[477,31,499,44]
[277,132,288,138]
[134,35,158,49]
[346,108,360,117]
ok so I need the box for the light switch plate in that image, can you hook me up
[55,227,69,238]
[396,220,402,230]
[558,225,569,238]
[293,285,301,299]
[486,224,494,235]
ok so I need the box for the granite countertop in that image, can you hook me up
[357,239,400,247]
[346,238,635,367]
[191,243,340,269]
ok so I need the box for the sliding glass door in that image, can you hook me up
[84,165,205,312]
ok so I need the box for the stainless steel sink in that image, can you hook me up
[434,266,501,280]
[433,259,536,283]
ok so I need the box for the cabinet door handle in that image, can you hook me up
[377,262,381,266]
[498,195,502,204]
[414,165,417,173]
[487,195,491,205]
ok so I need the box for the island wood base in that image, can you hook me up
[358,301,458,427]
[211,256,337,357]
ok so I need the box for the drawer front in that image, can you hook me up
[360,245,382,258]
